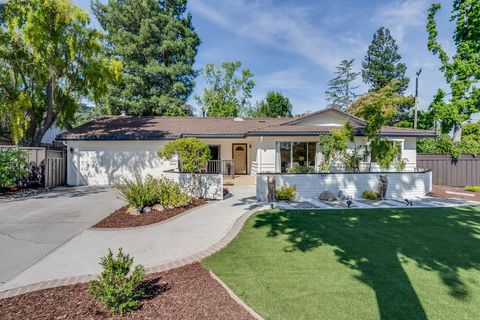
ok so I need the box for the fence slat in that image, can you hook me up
[417,153,480,187]
[0,145,66,188]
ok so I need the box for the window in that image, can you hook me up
[370,140,402,163]
[279,142,291,173]
[276,142,317,172]
[209,145,221,160]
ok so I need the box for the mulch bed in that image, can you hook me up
[428,185,480,201]
[0,263,254,320]
[93,199,209,229]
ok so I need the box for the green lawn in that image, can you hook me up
[202,206,480,320]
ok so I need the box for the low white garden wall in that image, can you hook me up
[256,170,432,201]
[163,170,223,200]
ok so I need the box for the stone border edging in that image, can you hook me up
[0,204,266,300]
[209,271,264,320]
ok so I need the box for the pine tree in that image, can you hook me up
[93,0,201,116]
[325,59,360,110]
[362,27,409,93]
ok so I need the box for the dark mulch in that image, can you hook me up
[429,185,480,201]
[93,199,209,229]
[0,263,254,320]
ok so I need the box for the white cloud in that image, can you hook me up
[374,0,429,43]
[190,0,365,71]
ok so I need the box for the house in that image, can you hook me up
[57,107,436,186]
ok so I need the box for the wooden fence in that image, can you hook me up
[0,145,66,188]
[417,153,480,187]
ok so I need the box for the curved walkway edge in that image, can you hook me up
[0,203,265,300]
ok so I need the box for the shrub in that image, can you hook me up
[158,138,211,198]
[147,176,191,207]
[465,185,480,192]
[113,175,156,208]
[114,175,191,209]
[417,134,480,158]
[395,159,406,171]
[89,248,145,315]
[343,152,362,172]
[287,165,314,173]
[362,190,378,200]
[276,185,297,201]
[0,149,30,188]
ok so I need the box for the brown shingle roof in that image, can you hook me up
[58,116,289,140]
[58,115,436,140]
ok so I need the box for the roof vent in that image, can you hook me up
[233,117,244,122]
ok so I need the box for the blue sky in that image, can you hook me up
[75,0,457,116]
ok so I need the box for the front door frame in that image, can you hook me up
[232,143,248,175]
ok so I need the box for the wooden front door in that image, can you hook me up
[232,144,247,174]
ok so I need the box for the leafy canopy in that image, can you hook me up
[0,0,120,146]
[253,91,292,117]
[158,138,211,173]
[93,0,200,116]
[195,61,255,117]
[318,122,355,171]
[427,1,480,141]
[348,82,409,169]
[325,59,360,110]
[0,149,29,187]
[362,27,409,93]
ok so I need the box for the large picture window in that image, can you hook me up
[277,142,317,172]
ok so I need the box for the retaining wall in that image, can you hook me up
[163,171,223,200]
[256,171,432,201]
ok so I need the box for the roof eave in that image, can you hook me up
[57,135,178,141]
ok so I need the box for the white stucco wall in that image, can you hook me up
[66,140,177,186]
[163,171,223,200]
[294,110,351,126]
[256,171,432,201]
[251,135,417,174]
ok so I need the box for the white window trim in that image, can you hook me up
[275,141,318,172]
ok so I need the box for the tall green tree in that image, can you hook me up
[427,1,480,141]
[325,59,360,110]
[93,0,200,116]
[254,91,292,117]
[362,27,409,93]
[0,0,120,146]
[195,62,255,117]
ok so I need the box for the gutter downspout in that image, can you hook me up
[259,136,263,174]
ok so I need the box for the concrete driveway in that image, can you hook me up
[0,186,122,284]
[0,185,260,293]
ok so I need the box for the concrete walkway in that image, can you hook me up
[0,185,260,293]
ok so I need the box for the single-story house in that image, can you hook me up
[57,107,436,186]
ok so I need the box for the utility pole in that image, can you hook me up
[414,68,422,129]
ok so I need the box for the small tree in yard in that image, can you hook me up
[348,82,408,170]
[157,138,211,198]
[0,149,29,188]
[318,122,358,172]
[89,248,145,315]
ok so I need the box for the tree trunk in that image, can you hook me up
[452,123,462,142]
